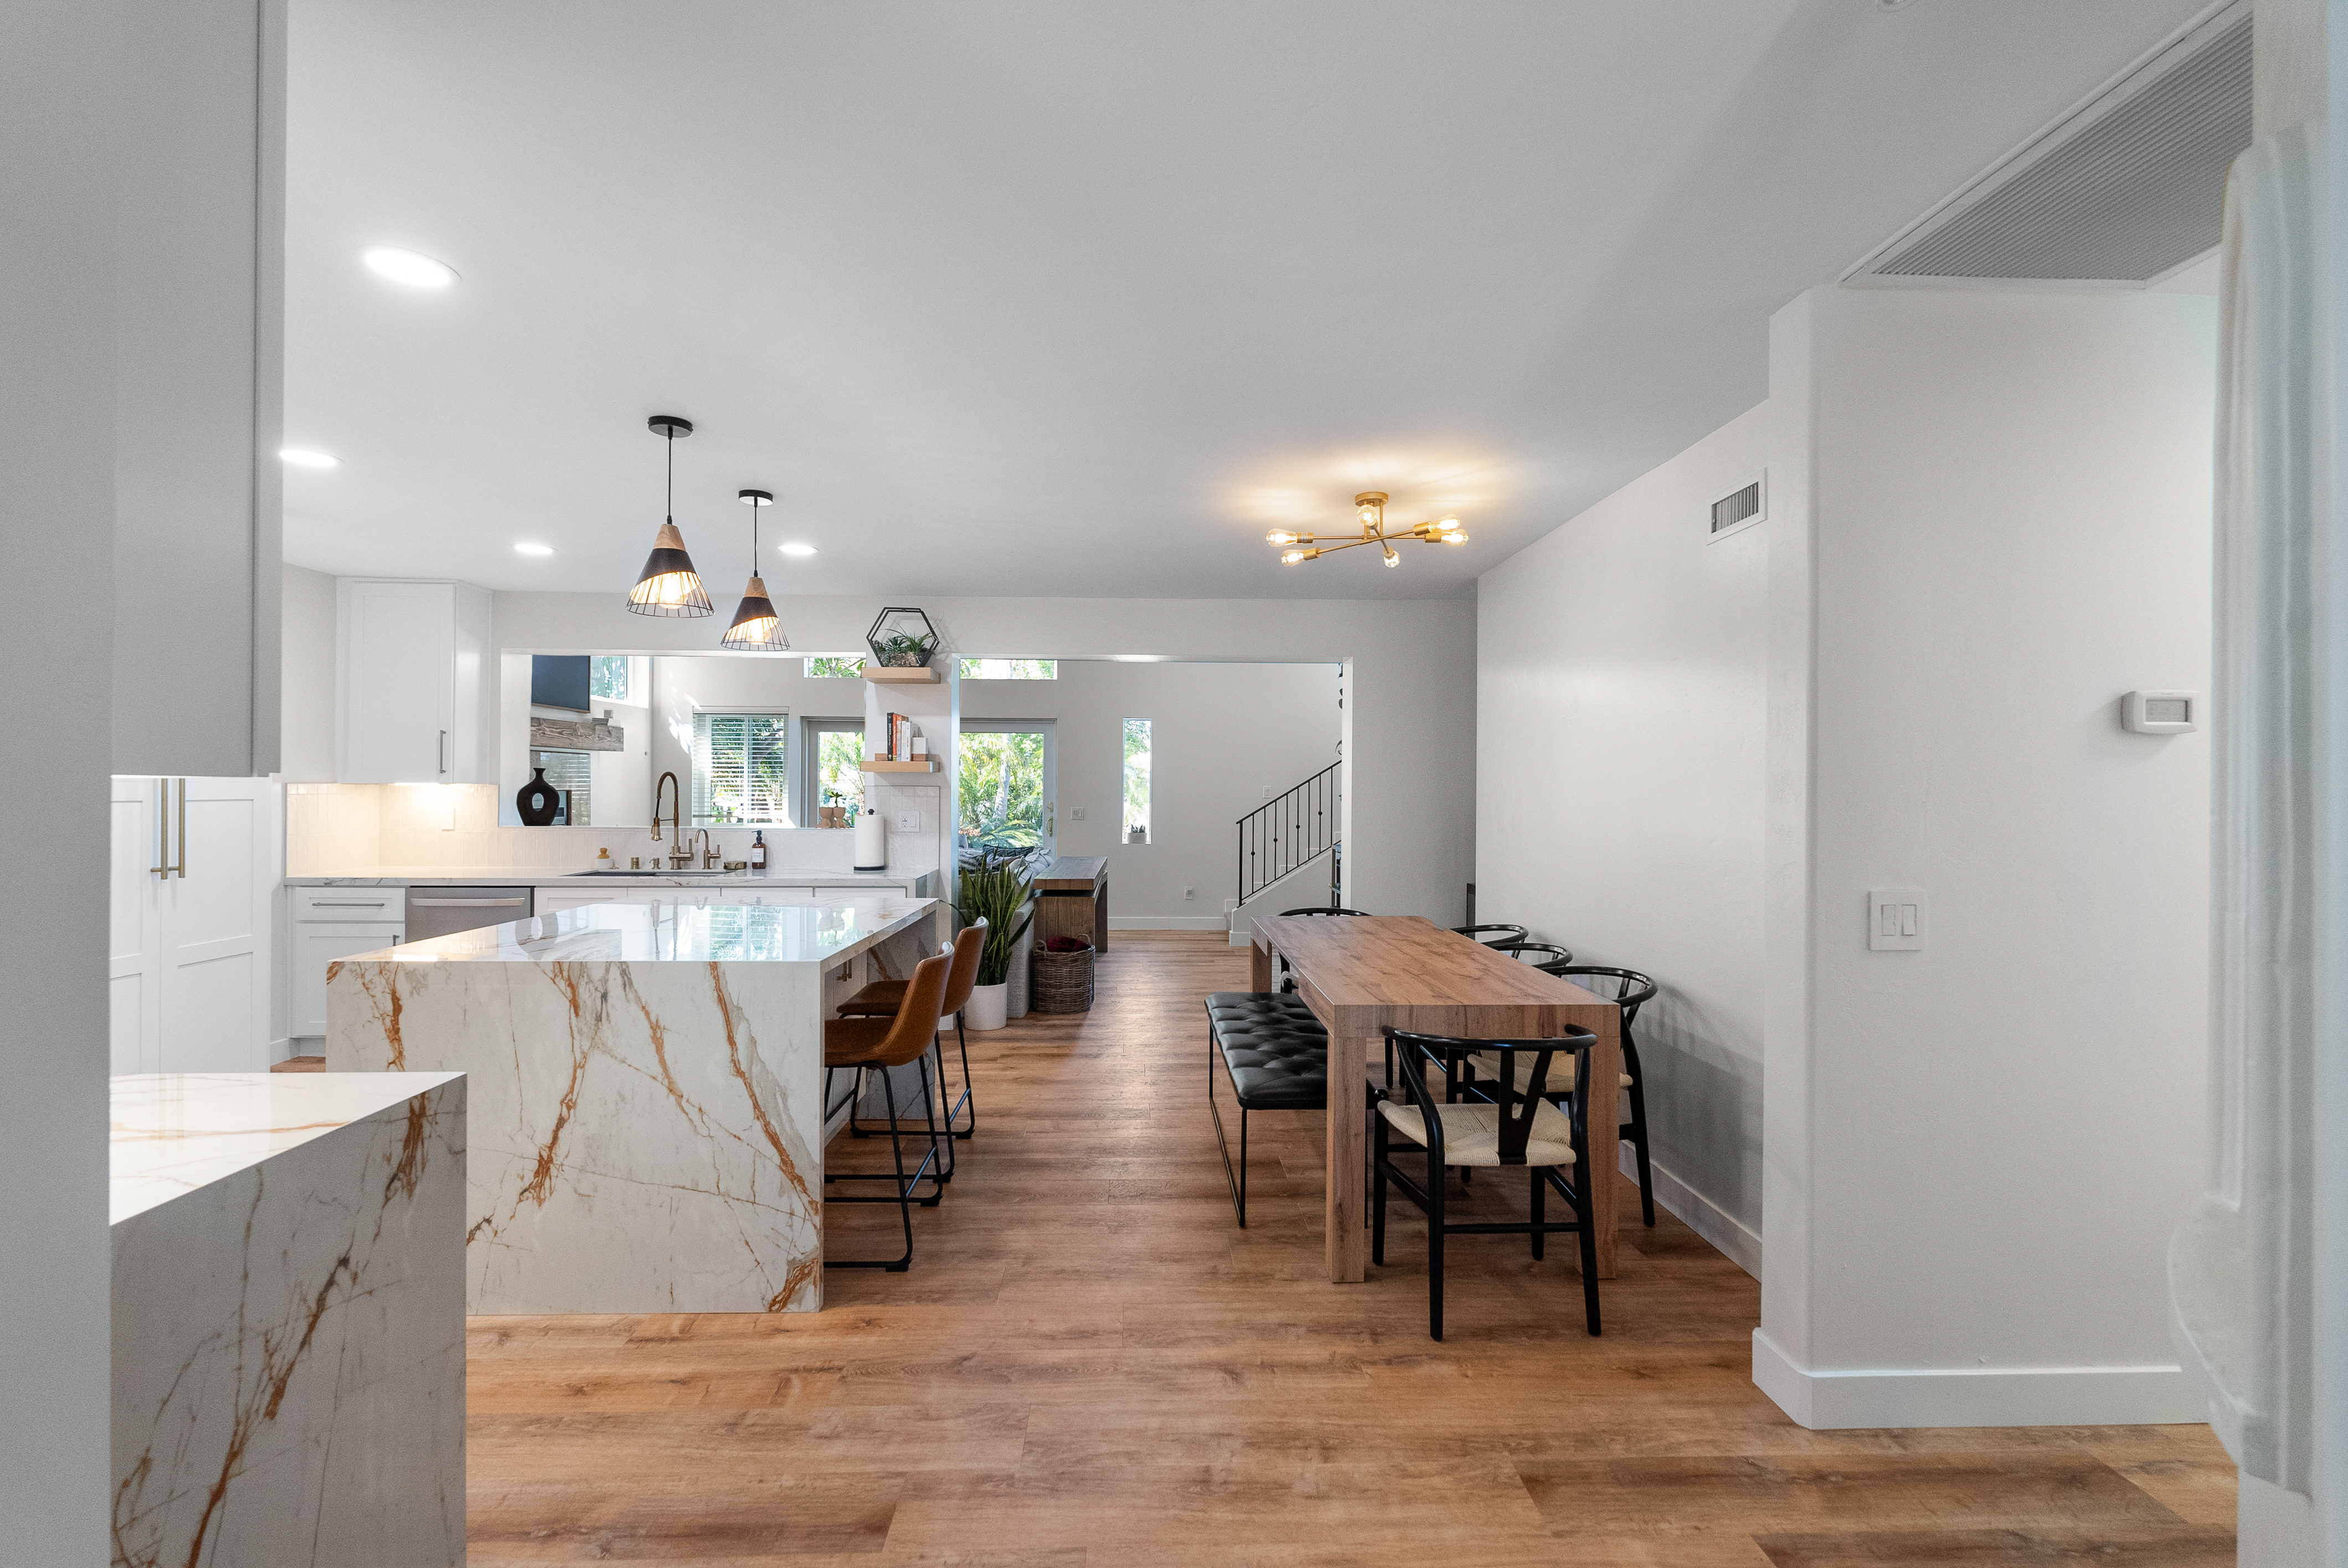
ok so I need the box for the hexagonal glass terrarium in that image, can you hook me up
[865,606,939,668]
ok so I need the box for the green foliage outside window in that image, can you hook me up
[805,655,865,678]
[816,729,866,818]
[1122,719,1151,842]
[958,730,1046,852]
[957,658,1057,680]
[590,655,630,702]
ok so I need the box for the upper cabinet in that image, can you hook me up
[111,0,286,780]
[336,579,493,783]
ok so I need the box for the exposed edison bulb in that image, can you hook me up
[1265,530,1300,546]
[1359,506,1378,527]
[1383,545,1400,568]
[1280,548,1319,565]
[1441,530,1469,545]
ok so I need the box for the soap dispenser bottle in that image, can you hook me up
[750,830,766,871]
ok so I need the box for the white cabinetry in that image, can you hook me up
[110,776,279,1074]
[336,578,492,783]
[534,889,628,919]
[292,924,401,1038]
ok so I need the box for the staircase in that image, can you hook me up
[1234,762,1342,914]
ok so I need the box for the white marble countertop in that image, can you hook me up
[111,1071,465,1226]
[363,894,940,967]
[287,866,931,888]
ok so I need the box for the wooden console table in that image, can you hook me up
[1034,856,1109,951]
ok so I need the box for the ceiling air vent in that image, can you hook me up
[1709,475,1765,543]
[1848,2,2250,286]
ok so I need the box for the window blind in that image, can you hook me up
[693,710,789,824]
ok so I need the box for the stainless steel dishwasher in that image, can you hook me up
[403,885,534,941]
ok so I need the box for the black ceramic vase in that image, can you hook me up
[516,767,560,826]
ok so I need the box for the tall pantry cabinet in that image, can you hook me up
[109,775,280,1074]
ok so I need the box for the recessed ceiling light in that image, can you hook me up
[362,246,458,288]
[279,448,338,468]
[513,543,554,556]
[778,543,817,557]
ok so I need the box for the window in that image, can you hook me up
[692,710,789,824]
[532,748,591,825]
[959,658,1057,680]
[959,725,1049,853]
[590,655,631,703]
[1122,718,1151,844]
[801,718,867,823]
[805,655,865,678]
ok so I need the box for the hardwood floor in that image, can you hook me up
[462,931,2236,1565]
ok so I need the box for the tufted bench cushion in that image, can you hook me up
[1204,992,1329,1110]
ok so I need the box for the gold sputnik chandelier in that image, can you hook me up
[1266,492,1467,569]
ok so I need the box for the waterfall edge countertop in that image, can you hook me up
[111,1072,467,1566]
[326,894,948,1316]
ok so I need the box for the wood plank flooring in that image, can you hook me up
[460,931,2236,1565]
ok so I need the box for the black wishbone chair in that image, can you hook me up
[1451,924,1528,947]
[1459,965,1661,1227]
[1274,905,1368,992]
[1374,1026,1602,1340]
[821,950,954,1272]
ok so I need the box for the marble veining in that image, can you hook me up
[111,1072,466,1568]
[329,895,944,1314]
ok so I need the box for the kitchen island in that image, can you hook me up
[325,894,944,1316]
[112,1071,467,1568]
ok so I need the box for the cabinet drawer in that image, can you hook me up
[294,887,404,922]
[295,922,402,1038]
[535,890,628,918]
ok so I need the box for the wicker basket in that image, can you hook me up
[1031,944,1095,1013]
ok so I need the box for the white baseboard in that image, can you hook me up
[1750,1327,2202,1429]
[1108,915,1230,931]
[1625,1146,1761,1279]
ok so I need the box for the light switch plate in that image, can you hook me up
[894,811,921,832]
[1868,888,1926,951]
[1069,806,1087,821]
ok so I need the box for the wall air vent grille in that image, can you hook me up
[1852,4,2250,286]
[1712,483,1762,534]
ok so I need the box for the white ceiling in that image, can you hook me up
[284,0,2215,602]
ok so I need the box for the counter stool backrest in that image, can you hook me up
[869,951,955,1069]
[942,919,987,1015]
[1452,924,1528,947]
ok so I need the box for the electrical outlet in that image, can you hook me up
[1183,886,1195,901]
[440,800,456,831]
[894,811,921,832]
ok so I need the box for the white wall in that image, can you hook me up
[1476,405,1769,1264]
[280,563,337,780]
[490,594,1476,925]
[962,660,1340,923]
[1758,285,2216,1428]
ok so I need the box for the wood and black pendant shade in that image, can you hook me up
[720,488,789,651]
[627,414,714,617]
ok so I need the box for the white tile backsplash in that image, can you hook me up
[286,783,903,875]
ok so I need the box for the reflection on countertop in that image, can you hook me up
[361,894,940,966]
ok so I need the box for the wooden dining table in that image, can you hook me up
[1250,914,1624,1283]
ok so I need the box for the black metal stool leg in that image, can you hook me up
[948,1016,976,1139]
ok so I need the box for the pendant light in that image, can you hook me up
[720,488,790,650]
[626,415,713,616]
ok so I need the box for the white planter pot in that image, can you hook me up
[965,982,1008,1031]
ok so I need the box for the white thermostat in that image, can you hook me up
[2122,690,2198,735]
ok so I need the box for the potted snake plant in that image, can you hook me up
[955,849,1034,1029]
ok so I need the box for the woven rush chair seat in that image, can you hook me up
[1377,1096,1580,1168]
[1204,992,1327,1109]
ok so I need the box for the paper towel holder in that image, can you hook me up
[853,809,887,871]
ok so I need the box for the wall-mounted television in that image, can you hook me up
[531,654,591,713]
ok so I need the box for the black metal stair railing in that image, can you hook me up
[1236,762,1342,909]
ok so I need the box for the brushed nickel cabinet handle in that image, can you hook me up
[150,777,169,877]
[173,778,187,879]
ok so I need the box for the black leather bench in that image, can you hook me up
[1204,991,1328,1226]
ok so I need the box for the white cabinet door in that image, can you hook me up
[110,777,163,1074]
[294,923,401,1038]
[339,580,453,783]
[156,777,275,1074]
[535,890,622,918]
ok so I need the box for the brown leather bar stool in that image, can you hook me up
[836,920,986,1167]
[822,950,954,1272]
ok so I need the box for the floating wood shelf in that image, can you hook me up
[861,665,941,685]
[861,759,939,772]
